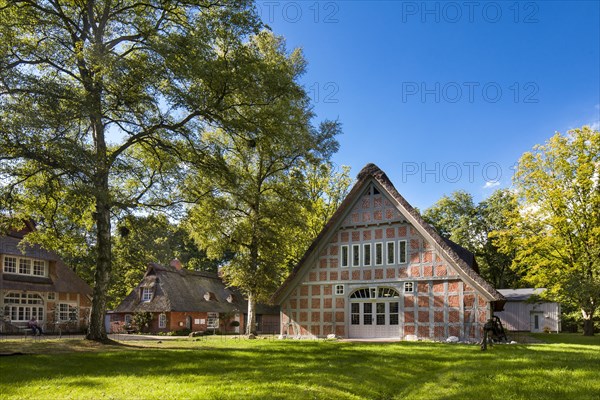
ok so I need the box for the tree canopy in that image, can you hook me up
[495,126,600,335]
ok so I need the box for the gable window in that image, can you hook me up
[404,282,414,293]
[19,259,31,275]
[3,256,17,273]
[363,243,371,266]
[158,313,167,329]
[398,240,407,264]
[375,243,383,265]
[386,241,395,265]
[141,287,153,302]
[352,244,360,267]
[33,260,46,276]
[203,292,216,301]
[2,256,47,277]
[340,245,349,267]
[335,284,344,295]
[47,292,55,300]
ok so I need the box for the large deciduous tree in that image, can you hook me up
[496,126,600,335]
[0,0,263,341]
[184,32,342,335]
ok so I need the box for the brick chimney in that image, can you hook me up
[170,258,183,271]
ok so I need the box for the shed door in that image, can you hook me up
[530,312,543,332]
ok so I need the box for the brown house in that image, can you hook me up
[272,164,505,340]
[0,222,93,333]
[112,261,280,334]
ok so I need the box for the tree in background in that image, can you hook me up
[495,126,599,335]
[109,214,223,309]
[184,32,342,335]
[423,189,520,289]
[281,163,352,268]
[0,0,265,341]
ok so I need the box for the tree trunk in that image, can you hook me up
[246,292,256,335]
[86,88,111,341]
[582,309,595,336]
[86,192,112,342]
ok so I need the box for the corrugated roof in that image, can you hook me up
[271,163,505,306]
[498,288,546,301]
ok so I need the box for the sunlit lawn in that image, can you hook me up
[0,334,598,400]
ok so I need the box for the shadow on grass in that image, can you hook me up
[0,341,598,399]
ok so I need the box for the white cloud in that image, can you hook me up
[483,181,500,189]
[590,120,600,131]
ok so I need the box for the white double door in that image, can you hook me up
[348,300,400,338]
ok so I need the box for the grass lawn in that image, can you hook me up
[0,334,598,400]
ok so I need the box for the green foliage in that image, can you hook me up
[495,126,600,335]
[423,189,521,288]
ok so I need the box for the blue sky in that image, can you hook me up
[258,0,600,210]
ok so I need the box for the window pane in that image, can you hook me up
[341,246,348,267]
[363,244,371,266]
[19,259,31,274]
[390,314,399,325]
[363,303,373,325]
[33,260,46,276]
[351,314,360,325]
[4,257,17,273]
[390,302,399,313]
[352,245,360,267]
[399,241,407,263]
[387,242,395,264]
[376,303,385,313]
[375,243,383,265]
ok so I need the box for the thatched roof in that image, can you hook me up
[114,263,248,314]
[272,163,505,308]
[0,234,92,296]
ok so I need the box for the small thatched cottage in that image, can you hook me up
[272,164,505,340]
[1,222,93,333]
[112,261,279,334]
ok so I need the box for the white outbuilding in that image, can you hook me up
[495,288,561,333]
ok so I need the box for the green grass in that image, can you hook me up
[0,335,599,400]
